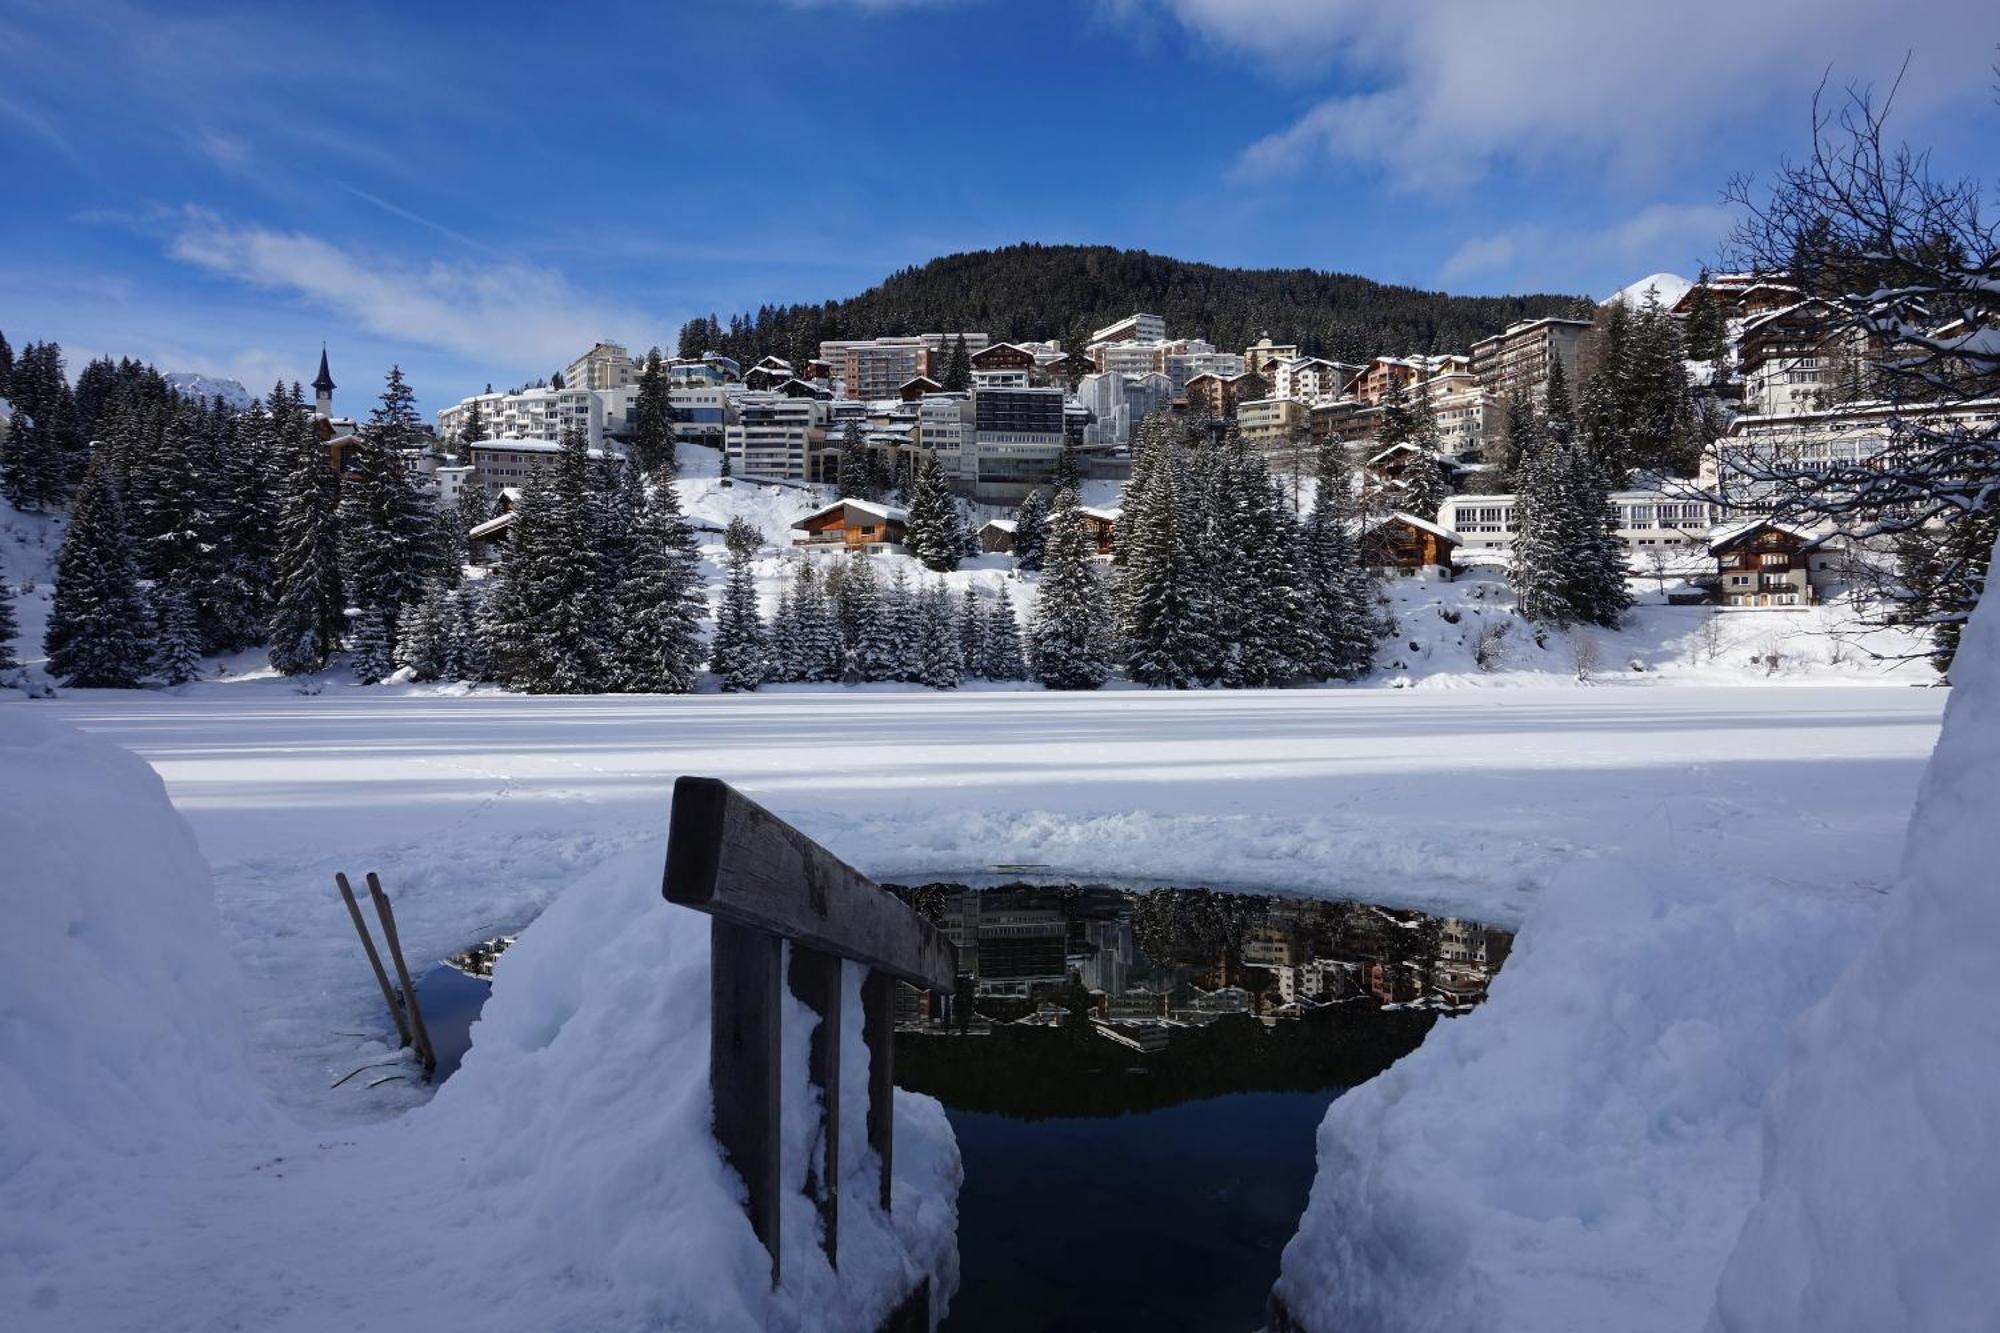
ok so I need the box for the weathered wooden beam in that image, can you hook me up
[788,945,842,1269]
[665,777,956,992]
[862,970,895,1213]
[366,873,435,1078]
[336,872,410,1049]
[711,918,783,1282]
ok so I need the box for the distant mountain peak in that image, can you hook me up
[1604,273,1693,310]
[163,373,252,411]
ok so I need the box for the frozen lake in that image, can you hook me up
[36,685,1946,1122]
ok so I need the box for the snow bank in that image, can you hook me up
[0,713,958,1331]
[1707,538,2000,1332]
[1272,857,1871,1332]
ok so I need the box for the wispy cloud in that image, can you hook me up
[165,209,650,371]
[1116,0,1999,191]
[1440,201,1738,290]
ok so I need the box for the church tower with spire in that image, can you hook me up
[313,346,336,418]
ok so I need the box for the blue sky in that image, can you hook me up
[2,0,1995,417]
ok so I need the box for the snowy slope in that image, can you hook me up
[1605,272,1693,309]
[162,373,252,411]
[0,709,960,1332]
[1707,531,2000,1332]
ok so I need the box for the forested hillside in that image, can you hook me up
[677,243,1591,368]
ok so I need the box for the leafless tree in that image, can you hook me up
[1700,61,2000,671]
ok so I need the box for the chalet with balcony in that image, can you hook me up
[790,498,910,554]
[1709,519,1821,608]
[1359,511,1461,577]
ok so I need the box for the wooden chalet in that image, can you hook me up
[1078,505,1120,557]
[970,342,1037,374]
[1183,371,1269,418]
[1708,519,1821,608]
[790,498,910,554]
[978,517,1017,554]
[1359,511,1461,577]
[898,375,944,402]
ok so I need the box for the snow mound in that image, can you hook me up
[1606,272,1693,310]
[0,709,269,1273]
[161,373,252,411]
[0,714,959,1330]
[1707,533,2000,1331]
[1273,857,1872,1333]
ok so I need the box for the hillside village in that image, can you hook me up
[0,257,1987,695]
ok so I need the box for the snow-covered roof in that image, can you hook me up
[467,437,608,458]
[980,518,1018,534]
[792,498,911,528]
[1706,518,1821,553]
[1079,505,1123,523]
[1365,511,1463,545]
[468,512,516,541]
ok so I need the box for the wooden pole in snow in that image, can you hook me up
[336,872,411,1048]
[367,872,436,1079]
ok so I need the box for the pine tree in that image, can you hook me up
[608,475,705,693]
[1304,444,1384,676]
[45,451,152,687]
[844,555,903,682]
[710,520,766,691]
[1682,269,1729,363]
[0,576,17,671]
[462,395,488,446]
[341,366,437,649]
[982,584,1028,680]
[209,400,278,651]
[348,604,393,684]
[0,328,11,398]
[880,568,926,683]
[1119,450,1211,687]
[393,580,454,681]
[1027,489,1113,689]
[958,585,986,677]
[632,347,677,475]
[906,450,962,571]
[835,423,876,499]
[916,581,963,688]
[149,587,203,685]
[482,437,607,692]
[1012,488,1050,571]
[454,474,490,568]
[451,582,490,682]
[1496,387,1539,484]
[267,384,346,675]
[1,342,78,511]
[941,334,971,392]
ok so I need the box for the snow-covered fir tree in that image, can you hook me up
[0,341,79,512]
[483,434,607,692]
[835,423,876,500]
[880,568,926,683]
[1226,447,1312,686]
[1027,488,1113,689]
[458,395,487,446]
[906,450,962,571]
[916,581,963,688]
[151,587,204,685]
[1511,360,1630,628]
[958,586,986,677]
[982,584,1028,681]
[267,383,346,675]
[339,366,437,650]
[347,603,393,684]
[1118,446,1211,687]
[1303,444,1380,679]
[209,400,278,651]
[451,582,490,683]
[709,518,767,692]
[45,450,151,687]
[1011,487,1049,571]
[607,474,705,693]
[392,580,455,681]
[0,575,18,671]
[940,334,971,392]
[841,552,901,682]
[631,347,677,475]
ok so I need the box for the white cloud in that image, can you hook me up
[1117,0,1999,190]
[1440,200,1737,289]
[166,210,646,372]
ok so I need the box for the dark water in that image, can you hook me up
[414,963,491,1081]
[938,1089,1340,1333]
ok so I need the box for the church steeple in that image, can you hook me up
[312,345,335,417]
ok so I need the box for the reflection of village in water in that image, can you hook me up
[888,884,1514,1118]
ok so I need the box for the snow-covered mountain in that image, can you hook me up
[163,373,253,412]
[1604,272,1693,310]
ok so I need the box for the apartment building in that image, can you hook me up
[1090,312,1166,346]
[1243,335,1301,377]
[1075,370,1175,445]
[467,436,611,499]
[1707,398,2000,515]
[917,392,975,480]
[971,384,1066,499]
[1469,318,1593,406]
[725,390,821,481]
[439,385,608,449]
[1734,299,1869,417]
[563,341,637,392]
[819,333,991,401]
[1274,356,1361,402]
[1236,396,1310,449]
[1439,490,1717,556]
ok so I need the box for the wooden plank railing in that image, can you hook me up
[663,776,957,1292]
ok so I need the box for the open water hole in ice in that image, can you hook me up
[415,884,1510,1331]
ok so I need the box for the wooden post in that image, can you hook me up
[712,918,784,1282]
[788,945,842,1269]
[367,872,436,1078]
[862,970,895,1213]
[336,872,410,1048]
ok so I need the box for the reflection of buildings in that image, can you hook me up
[906,884,1510,1031]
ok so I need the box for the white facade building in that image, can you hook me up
[1075,370,1174,445]
[725,391,820,482]
[1440,490,1717,557]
